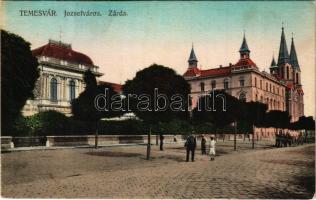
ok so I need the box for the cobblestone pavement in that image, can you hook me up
[1,141,315,199]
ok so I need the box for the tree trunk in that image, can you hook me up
[234,120,237,151]
[146,126,151,160]
[159,134,163,151]
[95,121,99,149]
[252,124,255,149]
[156,134,158,145]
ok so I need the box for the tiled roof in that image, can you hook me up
[183,66,231,78]
[200,66,231,77]
[234,58,257,68]
[32,40,94,66]
[99,81,122,93]
[183,67,201,77]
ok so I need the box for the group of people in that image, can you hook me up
[275,130,305,148]
[185,133,216,162]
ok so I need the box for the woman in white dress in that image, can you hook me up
[209,136,216,161]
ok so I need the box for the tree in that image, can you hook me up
[265,110,291,136]
[244,101,268,148]
[123,64,190,158]
[1,30,39,135]
[192,90,242,150]
[72,69,123,148]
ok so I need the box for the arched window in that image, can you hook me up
[254,77,257,87]
[239,93,246,102]
[50,78,57,101]
[296,73,299,84]
[286,66,289,79]
[69,80,76,100]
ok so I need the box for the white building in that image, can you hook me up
[23,39,103,116]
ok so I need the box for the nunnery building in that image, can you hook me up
[183,27,304,125]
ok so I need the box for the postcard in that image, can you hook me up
[1,1,315,199]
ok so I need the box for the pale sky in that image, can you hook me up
[2,1,315,117]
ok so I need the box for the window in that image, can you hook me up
[254,77,257,87]
[266,83,268,91]
[286,66,289,79]
[240,79,245,87]
[273,86,275,94]
[260,96,263,102]
[239,93,246,102]
[224,79,229,89]
[255,94,258,101]
[211,80,216,90]
[260,80,262,89]
[270,84,272,92]
[200,82,205,92]
[277,87,279,95]
[296,73,299,84]
[50,78,57,101]
[69,80,76,101]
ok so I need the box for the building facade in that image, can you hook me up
[183,27,304,122]
[23,39,103,116]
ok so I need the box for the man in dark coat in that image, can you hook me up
[201,134,207,155]
[185,133,197,162]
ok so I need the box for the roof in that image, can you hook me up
[183,66,231,78]
[188,46,198,62]
[99,81,122,93]
[289,37,300,69]
[239,34,250,53]
[234,57,257,68]
[200,66,231,77]
[32,40,94,66]
[270,56,277,67]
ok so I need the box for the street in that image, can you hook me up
[1,141,314,198]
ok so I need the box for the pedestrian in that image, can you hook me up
[185,132,196,162]
[209,136,216,161]
[275,131,280,147]
[201,134,207,155]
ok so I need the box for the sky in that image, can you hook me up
[1,1,315,117]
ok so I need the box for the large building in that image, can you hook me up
[23,39,107,116]
[183,27,304,122]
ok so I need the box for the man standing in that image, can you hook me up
[201,134,207,155]
[185,132,197,162]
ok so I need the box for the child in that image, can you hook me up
[209,136,216,161]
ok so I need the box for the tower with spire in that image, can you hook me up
[274,25,304,121]
[188,44,198,68]
[289,35,301,85]
[239,33,251,59]
[269,55,278,75]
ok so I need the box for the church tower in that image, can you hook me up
[188,44,198,68]
[239,33,250,59]
[277,26,293,83]
[269,55,278,75]
[289,35,301,86]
